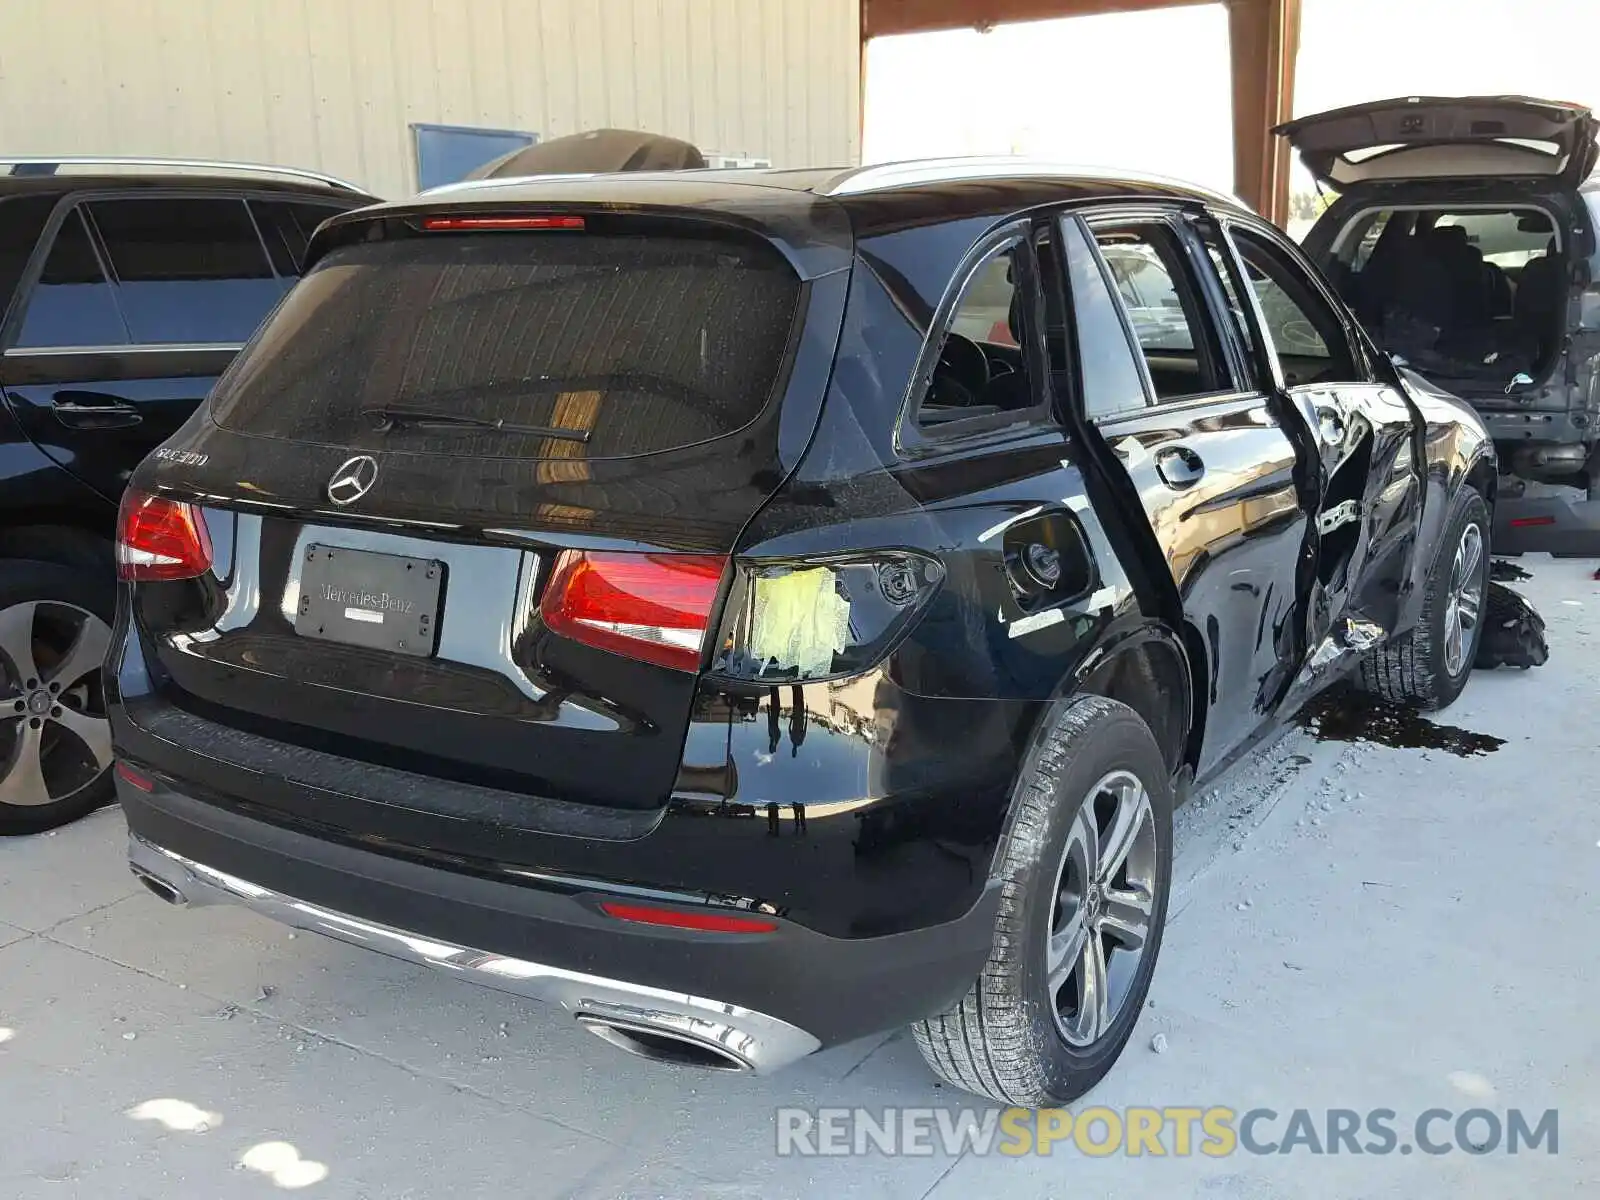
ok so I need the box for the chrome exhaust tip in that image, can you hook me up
[131,865,187,906]
[576,1015,753,1072]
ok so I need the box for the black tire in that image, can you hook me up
[1356,486,1490,711]
[0,560,117,835]
[911,694,1173,1106]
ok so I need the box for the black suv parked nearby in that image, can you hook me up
[112,161,1495,1104]
[1281,97,1600,551]
[0,159,371,832]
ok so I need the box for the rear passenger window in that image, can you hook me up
[916,235,1042,429]
[0,194,62,332]
[252,200,343,276]
[1229,228,1358,387]
[1089,222,1228,402]
[1058,217,1148,420]
[15,209,128,348]
[1347,210,1393,273]
[1196,227,1255,355]
[88,198,281,344]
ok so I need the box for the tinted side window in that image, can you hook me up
[1090,222,1228,402]
[1346,210,1392,273]
[1193,220,1263,384]
[1585,192,1600,332]
[1229,227,1358,386]
[252,200,344,276]
[915,235,1042,429]
[0,194,61,331]
[14,209,128,348]
[88,198,280,344]
[1103,245,1190,348]
[1058,217,1148,420]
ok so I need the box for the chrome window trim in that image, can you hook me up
[3,342,244,357]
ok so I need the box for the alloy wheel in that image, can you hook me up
[1443,523,1484,677]
[0,601,112,808]
[1045,769,1159,1047]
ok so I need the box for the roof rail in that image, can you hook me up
[827,157,1251,212]
[0,157,366,193]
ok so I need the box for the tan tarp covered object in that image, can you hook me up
[465,129,707,179]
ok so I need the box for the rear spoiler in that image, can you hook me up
[303,179,855,282]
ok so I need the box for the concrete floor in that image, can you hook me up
[1,558,1594,1198]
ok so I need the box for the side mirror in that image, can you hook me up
[1388,353,1410,369]
[1505,372,1535,395]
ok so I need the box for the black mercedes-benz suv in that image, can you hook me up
[0,159,372,831]
[110,161,1495,1104]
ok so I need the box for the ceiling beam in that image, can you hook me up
[863,0,1212,39]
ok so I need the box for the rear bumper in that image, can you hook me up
[128,833,817,1072]
[1493,483,1600,555]
[117,780,995,1060]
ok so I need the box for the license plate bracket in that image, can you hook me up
[294,544,444,657]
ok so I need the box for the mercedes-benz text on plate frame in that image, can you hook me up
[327,455,379,506]
[295,545,443,658]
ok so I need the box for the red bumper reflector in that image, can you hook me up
[1509,515,1556,528]
[114,761,155,793]
[421,215,586,232]
[600,901,777,934]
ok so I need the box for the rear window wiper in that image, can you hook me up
[359,404,591,442]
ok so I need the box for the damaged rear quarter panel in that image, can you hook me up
[667,218,1180,938]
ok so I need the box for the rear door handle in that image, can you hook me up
[52,390,142,429]
[1154,446,1205,489]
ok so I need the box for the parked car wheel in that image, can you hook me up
[912,694,1173,1106]
[0,562,115,835]
[1356,487,1490,710]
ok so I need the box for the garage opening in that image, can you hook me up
[862,6,1236,198]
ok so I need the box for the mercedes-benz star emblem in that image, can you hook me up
[327,455,379,506]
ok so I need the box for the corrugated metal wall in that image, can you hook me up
[0,0,861,198]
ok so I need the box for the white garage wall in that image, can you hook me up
[0,0,861,199]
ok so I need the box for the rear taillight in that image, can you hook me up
[115,489,213,582]
[540,551,727,672]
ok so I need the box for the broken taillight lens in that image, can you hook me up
[709,553,944,684]
[115,490,213,582]
[540,551,727,672]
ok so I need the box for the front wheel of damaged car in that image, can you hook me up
[912,695,1172,1106]
[1356,487,1490,711]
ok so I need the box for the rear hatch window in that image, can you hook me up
[208,229,802,458]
